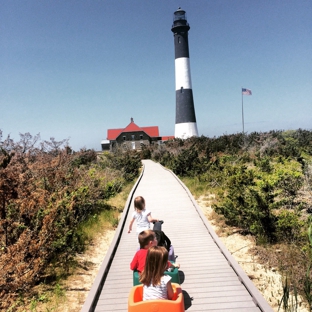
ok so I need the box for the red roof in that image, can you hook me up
[161,136,175,141]
[107,121,159,140]
[107,128,124,140]
[141,126,159,137]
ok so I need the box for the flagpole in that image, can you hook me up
[241,88,244,134]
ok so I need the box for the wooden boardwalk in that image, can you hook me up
[82,160,273,312]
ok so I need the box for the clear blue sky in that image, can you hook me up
[1,1,311,151]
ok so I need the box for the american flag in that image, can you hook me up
[242,88,252,95]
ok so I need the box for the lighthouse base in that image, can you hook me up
[175,122,198,139]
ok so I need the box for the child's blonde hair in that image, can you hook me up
[140,246,168,286]
[138,230,155,249]
[134,196,145,211]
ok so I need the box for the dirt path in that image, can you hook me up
[62,230,116,311]
[39,230,115,312]
[42,197,309,312]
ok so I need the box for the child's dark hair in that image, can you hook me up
[154,230,171,252]
[138,230,155,249]
[134,196,145,211]
[140,246,168,286]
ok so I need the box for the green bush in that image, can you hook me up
[276,210,305,243]
[147,130,311,243]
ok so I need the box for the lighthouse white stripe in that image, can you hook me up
[175,57,192,90]
[175,122,198,139]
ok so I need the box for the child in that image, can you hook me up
[130,230,179,273]
[130,230,158,273]
[153,221,176,262]
[128,196,158,235]
[140,246,174,300]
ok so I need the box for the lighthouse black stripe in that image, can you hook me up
[174,33,190,59]
[175,89,197,123]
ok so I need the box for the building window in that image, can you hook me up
[140,134,143,140]
[131,134,135,140]
[123,136,126,141]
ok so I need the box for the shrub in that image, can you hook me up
[276,210,305,243]
[0,132,141,308]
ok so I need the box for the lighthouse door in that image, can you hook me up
[131,142,135,150]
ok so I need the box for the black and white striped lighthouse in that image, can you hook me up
[171,8,198,139]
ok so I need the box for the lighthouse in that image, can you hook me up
[171,8,198,139]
